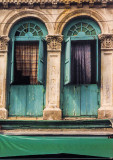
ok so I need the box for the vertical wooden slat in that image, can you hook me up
[11,39,14,84]
[81,85,87,115]
[63,85,80,117]
[26,85,43,116]
[9,85,26,116]
[64,37,71,85]
[38,38,44,84]
[9,85,44,117]
[81,84,98,116]
[96,38,98,83]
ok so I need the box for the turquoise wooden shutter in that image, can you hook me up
[96,38,99,83]
[38,38,44,84]
[64,37,71,85]
[10,39,15,84]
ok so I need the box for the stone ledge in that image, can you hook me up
[0,119,111,130]
[0,0,112,8]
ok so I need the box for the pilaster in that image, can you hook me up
[43,35,63,120]
[98,34,113,119]
[0,36,9,119]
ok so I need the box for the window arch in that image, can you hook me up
[15,22,43,37]
[9,18,48,85]
[63,18,101,37]
[67,22,97,36]
[10,18,48,38]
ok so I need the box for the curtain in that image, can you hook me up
[71,42,91,84]
[15,42,39,84]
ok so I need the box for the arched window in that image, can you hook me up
[63,18,101,85]
[61,17,101,117]
[7,18,48,117]
[9,18,48,85]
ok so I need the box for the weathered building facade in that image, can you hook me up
[0,0,113,121]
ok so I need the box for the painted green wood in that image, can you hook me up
[96,38,99,83]
[62,17,101,117]
[9,19,48,38]
[67,22,97,36]
[38,38,44,84]
[63,85,99,117]
[10,39,14,84]
[64,37,71,85]
[26,85,44,116]
[9,85,26,116]
[70,35,97,41]
[15,22,43,37]
[81,85,98,116]
[9,85,43,117]
[8,18,48,117]
[63,85,80,116]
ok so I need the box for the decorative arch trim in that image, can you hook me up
[2,10,53,36]
[55,9,109,35]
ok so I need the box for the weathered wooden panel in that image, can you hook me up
[81,84,98,116]
[63,84,99,117]
[63,85,80,116]
[9,86,26,116]
[26,85,44,116]
[9,85,44,117]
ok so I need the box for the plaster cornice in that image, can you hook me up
[0,0,112,8]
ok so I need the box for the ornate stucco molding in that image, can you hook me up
[46,35,63,51]
[0,0,112,8]
[0,36,10,51]
[98,34,113,49]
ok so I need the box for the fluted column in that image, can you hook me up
[98,34,113,119]
[0,36,9,119]
[43,35,63,120]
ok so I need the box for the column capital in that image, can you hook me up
[98,34,113,49]
[46,35,63,51]
[0,35,10,51]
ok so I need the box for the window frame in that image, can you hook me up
[10,37,45,85]
[64,35,99,85]
[9,19,48,85]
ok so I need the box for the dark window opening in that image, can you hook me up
[71,40,96,84]
[14,41,39,85]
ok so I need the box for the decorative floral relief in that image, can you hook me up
[46,35,63,50]
[0,36,9,51]
[99,34,113,49]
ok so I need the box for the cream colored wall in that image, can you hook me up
[0,7,113,119]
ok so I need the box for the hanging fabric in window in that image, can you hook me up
[14,42,39,85]
[71,42,91,84]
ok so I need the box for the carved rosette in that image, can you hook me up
[0,36,10,51]
[98,34,113,49]
[46,35,63,51]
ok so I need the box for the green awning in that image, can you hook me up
[0,135,113,158]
